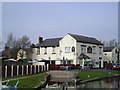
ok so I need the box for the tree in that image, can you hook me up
[5,33,14,48]
[0,39,4,52]
[109,39,118,47]
[19,35,31,48]
[5,33,31,48]
[100,39,118,47]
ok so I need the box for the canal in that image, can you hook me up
[42,77,120,89]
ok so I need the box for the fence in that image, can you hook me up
[2,64,49,77]
[2,64,81,77]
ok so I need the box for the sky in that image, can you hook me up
[2,2,118,45]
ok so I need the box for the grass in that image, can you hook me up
[76,71,120,80]
[2,73,48,88]
[2,71,48,81]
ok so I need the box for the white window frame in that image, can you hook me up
[92,46,96,54]
[52,47,56,54]
[44,47,47,54]
[81,45,86,53]
[65,47,70,53]
[99,47,102,54]
[36,48,40,55]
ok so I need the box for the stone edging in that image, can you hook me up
[77,74,120,84]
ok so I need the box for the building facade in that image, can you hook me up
[32,33,103,68]
[103,46,120,65]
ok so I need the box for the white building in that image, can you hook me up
[32,33,103,68]
[103,46,120,67]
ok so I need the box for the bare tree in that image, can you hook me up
[5,33,14,48]
[109,39,118,47]
[19,35,31,48]
[5,33,31,48]
[0,39,3,52]
[101,39,118,47]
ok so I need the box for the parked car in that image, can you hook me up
[117,63,120,69]
[105,63,119,70]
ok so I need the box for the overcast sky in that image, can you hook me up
[2,2,118,44]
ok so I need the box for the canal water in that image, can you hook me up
[42,77,120,89]
[78,77,120,88]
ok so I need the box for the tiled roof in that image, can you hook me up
[69,33,103,45]
[40,38,62,47]
[35,33,103,47]
[103,46,115,52]
[23,48,33,53]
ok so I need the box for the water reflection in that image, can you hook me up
[78,77,120,88]
[43,77,120,89]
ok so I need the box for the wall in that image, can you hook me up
[59,34,77,64]
[103,47,119,63]
[76,42,103,67]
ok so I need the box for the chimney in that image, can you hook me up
[39,36,43,44]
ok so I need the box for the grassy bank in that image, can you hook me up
[77,71,120,80]
[2,73,48,88]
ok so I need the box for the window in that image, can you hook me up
[87,46,92,53]
[81,45,86,53]
[115,49,118,53]
[92,46,96,54]
[99,47,102,54]
[52,47,56,54]
[65,47,70,53]
[44,47,47,54]
[72,46,75,52]
[36,48,40,55]
[99,57,102,60]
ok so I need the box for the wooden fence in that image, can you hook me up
[2,65,49,77]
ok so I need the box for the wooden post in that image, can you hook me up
[17,65,19,76]
[38,65,39,73]
[22,65,24,75]
[41,65,43,72]
[26,65,28,74]
[34,65,36,73]
[5,66,7,77]
[31,65,32,74]
[44,65,46,71]
[47,64,49,71]
[11,66,13,76]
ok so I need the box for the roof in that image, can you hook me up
[23,48,33,53]
[69,33,103,45]
[103,46,115,52]
[78,53,90,59]
[40,38,62,47]
[35,33,103,47]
